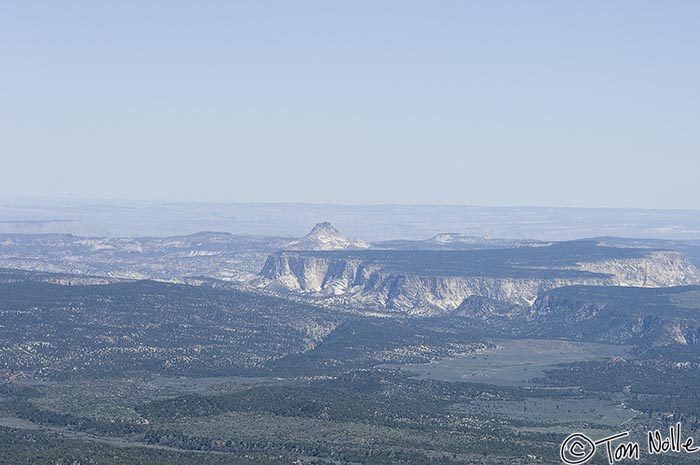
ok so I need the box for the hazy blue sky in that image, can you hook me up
[1,1,699,208]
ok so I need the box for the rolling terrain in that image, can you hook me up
[1,226,700,464]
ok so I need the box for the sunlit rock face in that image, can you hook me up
[260,246,700,316]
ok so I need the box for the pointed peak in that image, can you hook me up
[284,222,369,251]
[309,222,339,235]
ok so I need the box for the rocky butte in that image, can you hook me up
[260,224,700,316]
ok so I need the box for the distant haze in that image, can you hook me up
[1,200,699,242]
[1,2,699,208]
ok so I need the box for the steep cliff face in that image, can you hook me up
[576,251,700,287]
[260,254,373,293]
[259,248,700,315]
[530,286,700,346]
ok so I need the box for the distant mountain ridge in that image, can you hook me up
[374,233,544,250]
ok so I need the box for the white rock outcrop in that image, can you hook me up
[260,249,700,315]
